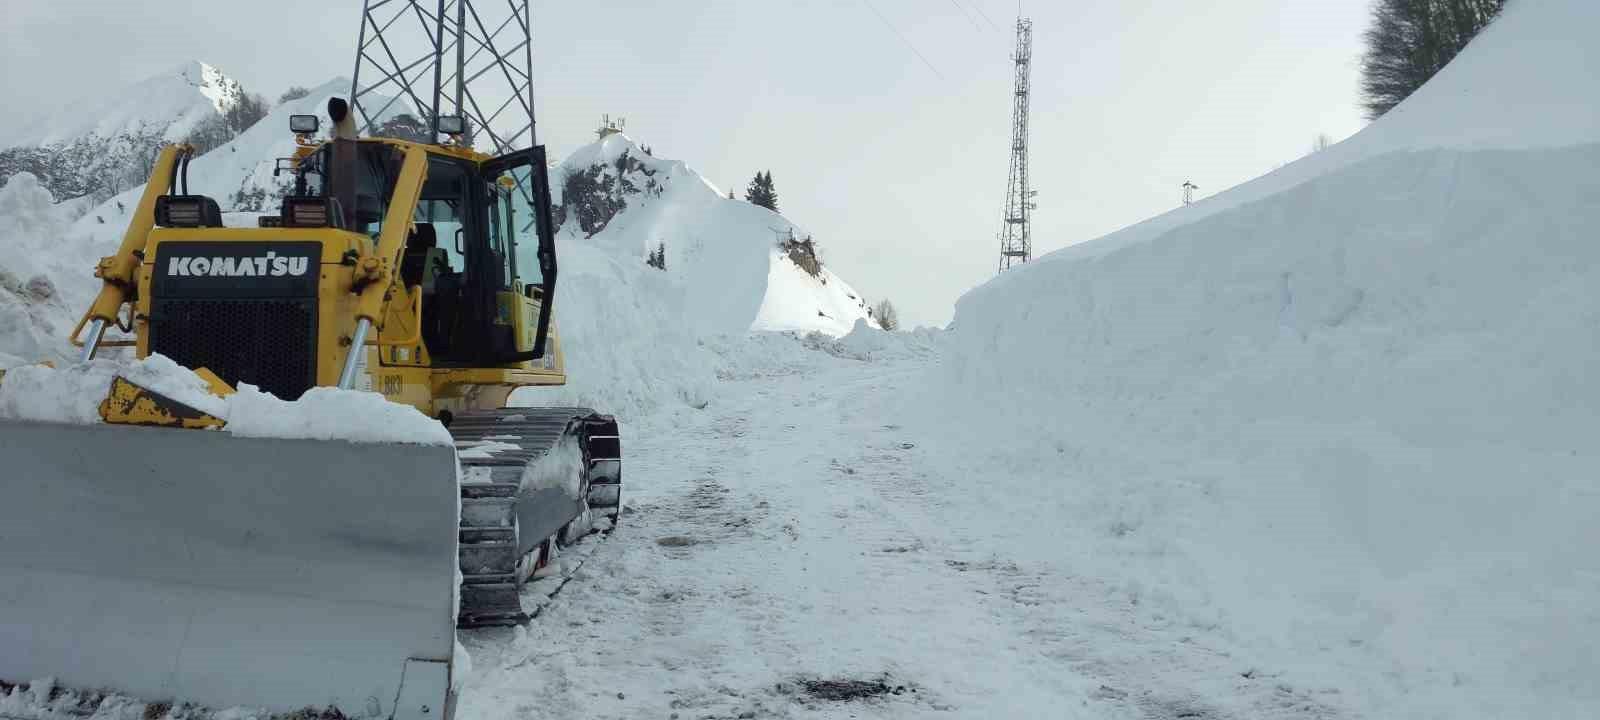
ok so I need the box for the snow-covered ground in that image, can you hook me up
[458,329,1344,720]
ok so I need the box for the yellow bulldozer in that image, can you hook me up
[0,8,620,715]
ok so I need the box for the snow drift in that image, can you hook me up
[936,1,1600,717]
[0,173,98,365]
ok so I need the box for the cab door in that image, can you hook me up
[481,146,557,363]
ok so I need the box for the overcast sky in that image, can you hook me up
[1,1,1371,328]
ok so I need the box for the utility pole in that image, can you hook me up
[996,17,1035,273]
[1182,181,1199,206]
[348,0,539,156]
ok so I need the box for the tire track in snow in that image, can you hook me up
[457,345,1345,719]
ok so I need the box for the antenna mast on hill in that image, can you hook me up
[347,0,539,155]
[596,114,626,140]
[996,17,1035,273]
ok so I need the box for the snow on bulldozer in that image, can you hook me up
[0,6,621,714]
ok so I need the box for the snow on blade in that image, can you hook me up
[225,384,452,446]
[0,353,451,446]
[0,353,226,423]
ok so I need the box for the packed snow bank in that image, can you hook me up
[508,236,715,419]
[937,2,1600,717]
[834,319,942,362]
[0,353,451,445]
[700,322,941,381]
[754,250,877,337]
[0,173,107,363]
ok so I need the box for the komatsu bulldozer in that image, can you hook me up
[0,97,621,719]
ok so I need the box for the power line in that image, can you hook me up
[969,0,1004,31]
[859,0,945,80]
[949,0,984,32]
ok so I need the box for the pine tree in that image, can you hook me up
[278,86,311,104]
[1359,0,1505,119]
[646,241,666,270]
[744,170,779,212]
[223,91,270,134]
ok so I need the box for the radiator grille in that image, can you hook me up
[149,298,317,401]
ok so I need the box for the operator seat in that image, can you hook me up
[400,223,449,293]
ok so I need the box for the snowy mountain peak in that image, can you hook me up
[175,60,243,114]
[6,60,246,149]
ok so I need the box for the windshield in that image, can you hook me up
[300,142,402,238]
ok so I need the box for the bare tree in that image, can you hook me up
[873,299,899,331]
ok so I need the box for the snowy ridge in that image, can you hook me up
[938,1,1600,717]
[0,62,251,204]
[6,61,243,149]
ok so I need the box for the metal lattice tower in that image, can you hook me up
[348,0,540,155]
[996,17,1035,273]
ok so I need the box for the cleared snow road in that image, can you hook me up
[457,340,1344,720]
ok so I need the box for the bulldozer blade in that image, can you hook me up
[0,419,461,720]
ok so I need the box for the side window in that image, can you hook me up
[496,166,543,285]
[484,179,514,289]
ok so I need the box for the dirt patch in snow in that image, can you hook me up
[786,675,914,702]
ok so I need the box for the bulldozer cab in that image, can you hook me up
[294,138,557,369]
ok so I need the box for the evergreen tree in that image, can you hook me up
[223,91,270,134]
[744,170,778,211]
[645,241,667,271]
[278,86,311,104]
[1359,0,1506,119]
[375,113,431,143]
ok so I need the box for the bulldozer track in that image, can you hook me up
[450,407,621,628]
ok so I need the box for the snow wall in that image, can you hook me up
[936,1,1600,716]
